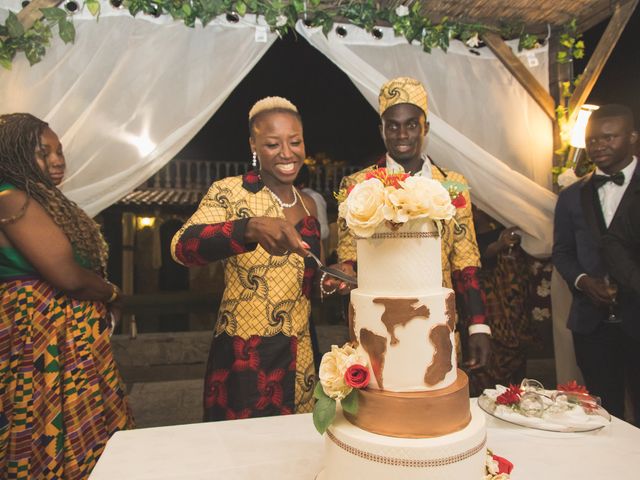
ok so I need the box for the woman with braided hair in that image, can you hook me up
[0,113,133,479]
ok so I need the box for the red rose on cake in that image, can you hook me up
[344,364,370,389]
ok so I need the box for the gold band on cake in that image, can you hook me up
[326,430,487,467]
[355,231,440,240]
[344,370,471,438]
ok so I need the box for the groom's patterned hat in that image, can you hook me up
[378,77,428,117]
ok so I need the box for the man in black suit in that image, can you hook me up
[552,104,639,424]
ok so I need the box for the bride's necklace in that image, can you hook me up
[267,185,299,209]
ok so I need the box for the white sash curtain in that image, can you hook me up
[0,5,574,381]
[0,3,276,216]
[296,21,557,258]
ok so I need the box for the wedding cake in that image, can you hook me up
[314,172,487,479]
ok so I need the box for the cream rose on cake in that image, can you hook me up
[314,344,370,434]
[382,184,415,224]
[319,344,368,400]
[401,176,457,220]
[338,178,386,237]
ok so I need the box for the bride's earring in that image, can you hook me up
[252,152,257,168]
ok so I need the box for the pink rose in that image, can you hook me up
[344,364,370,389]
[493,454,514,474]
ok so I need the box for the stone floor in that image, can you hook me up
[113,327,557,429]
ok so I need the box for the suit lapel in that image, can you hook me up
[580,172,606,239]
[609,162,640,229]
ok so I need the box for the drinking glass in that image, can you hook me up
[502,230,521,260]
[603,276,621,324]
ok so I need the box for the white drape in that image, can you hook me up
[296,21,557,257]
[0,4,276,216]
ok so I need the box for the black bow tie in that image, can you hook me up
[593,171,625,188]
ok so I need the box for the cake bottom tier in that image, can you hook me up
[317,403,486,480]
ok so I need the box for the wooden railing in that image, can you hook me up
[145,160,361,198]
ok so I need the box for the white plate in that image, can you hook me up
[478,393,611,433]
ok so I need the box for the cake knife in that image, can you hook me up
[305,250,358,285]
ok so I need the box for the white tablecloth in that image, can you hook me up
[90,405,640,479]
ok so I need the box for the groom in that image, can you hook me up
[553,104,640,424]
[326,77,490,373]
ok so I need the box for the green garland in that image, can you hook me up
[551,20,587,184]
[0,0,583,70]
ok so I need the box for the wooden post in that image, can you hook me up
[17,0,63,30]
[568,0,639,115]
[482,31,556,121]
[121,212,136,335]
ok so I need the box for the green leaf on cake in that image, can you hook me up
[313,395,336,434]
[313,380,326,400]
[341,389,358,415]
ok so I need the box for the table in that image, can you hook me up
[90,405,640,479]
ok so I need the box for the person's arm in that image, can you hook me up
[336,175,358,266]
[483,226,520,261]
[448,183,490,369]
[171,181,307,266]
[323,174,358,295]
[551,191,586,290]
[0,189,117,302]
[604,200,640,297]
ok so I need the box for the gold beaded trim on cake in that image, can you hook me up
[326,430,486,467]
[355,231,440,240]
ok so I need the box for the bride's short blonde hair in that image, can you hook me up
[248,96,301,136]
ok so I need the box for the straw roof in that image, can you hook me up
[379,0,630,33]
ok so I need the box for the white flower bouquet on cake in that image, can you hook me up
[337,168,457,237]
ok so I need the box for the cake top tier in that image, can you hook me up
[355,219,443,294]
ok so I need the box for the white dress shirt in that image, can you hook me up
[386,154,432,178]
[596,156,637,228]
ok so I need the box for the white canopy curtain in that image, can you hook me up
[296,21,558,258]
[0,2,277,217]
[294,22,582,383]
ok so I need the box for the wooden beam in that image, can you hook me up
[568,0,639,115]
[482,31,556,120]
[17,0,63,31]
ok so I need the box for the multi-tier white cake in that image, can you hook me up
[317,219,487,480]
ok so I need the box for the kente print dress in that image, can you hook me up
[171,171,319,421]
[0,183,133,480]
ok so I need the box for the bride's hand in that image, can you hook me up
[245,217,308,257]
[322,262,356,295]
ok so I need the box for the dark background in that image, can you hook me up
[177,9,640,166]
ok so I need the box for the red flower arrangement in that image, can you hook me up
[344,364,370,389]
[496,384,523,406]
[557,380,589,394]
[364,167,410,188]
[557,380,597,412]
